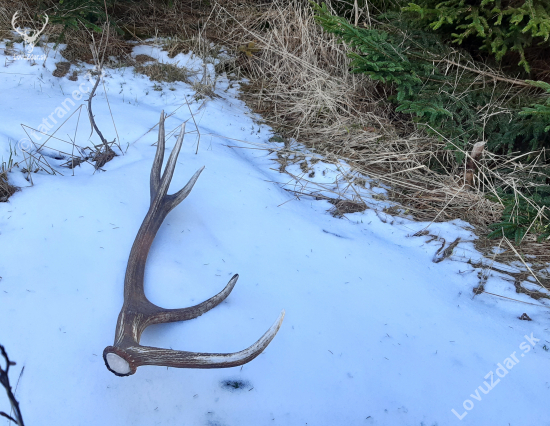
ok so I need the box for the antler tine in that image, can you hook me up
[105,310,285,376]
[158,123,187,196]
[103,113,284,377]
[150,110,166,202]
[149,274,239,325]
[153,119,205,212]
[165,165,204,212]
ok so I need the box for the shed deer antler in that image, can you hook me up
[103,112,284,376]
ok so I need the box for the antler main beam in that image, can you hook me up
[103,111,284,376]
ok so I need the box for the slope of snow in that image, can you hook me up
[1,40,549,426]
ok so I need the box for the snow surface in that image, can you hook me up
[1,40,550,426]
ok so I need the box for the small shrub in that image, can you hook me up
[312,1,550,242]
[311,2,550,154]
[403,0,550,73]
[44,0,123,41]
[0,152,18,202]
[488,187,550,243]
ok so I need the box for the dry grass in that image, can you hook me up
[198,0,550,294]
[57,26,132,64]
[134,61,197,84]
[0,171,17,202]
[113,0,209,38]
[134,53,154,63]
[1,0,548,294]
[328,199,368,217]
[0,1,132,63]
[0,140,19,202]
[199,0,499,224]
[209,0,392,129]
[0,0,32,40]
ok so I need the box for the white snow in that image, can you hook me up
[1,40,549,426]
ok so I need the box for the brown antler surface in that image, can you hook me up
[103,112,284,376]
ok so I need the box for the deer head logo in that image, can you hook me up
[11,12,49,54]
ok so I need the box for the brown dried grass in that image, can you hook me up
[134,61,196,84]
[199,0,550,291]
[0,0,36,40]
[2,0,547,287]
[57,26,132,64]
[0,171,17,202]
[0,150,18,202]
[200,0,502,225]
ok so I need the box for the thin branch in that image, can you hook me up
[0,345,25,426]
[87,72,110,151]
[0,412,19,424]
[434,58,534,88]
[102,80,121,153]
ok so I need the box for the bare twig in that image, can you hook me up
[82,20,116,168]
[87,71,111,152]
[0,345,25,426]
[102,80,121,153]
[434,58,534,88]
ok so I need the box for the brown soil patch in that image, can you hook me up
[52,62,70,78]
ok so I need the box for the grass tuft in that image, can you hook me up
[134,61,197,84]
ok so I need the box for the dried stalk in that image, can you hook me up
[0,345,24,426]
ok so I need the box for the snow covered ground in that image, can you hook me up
[1,39,549,426]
